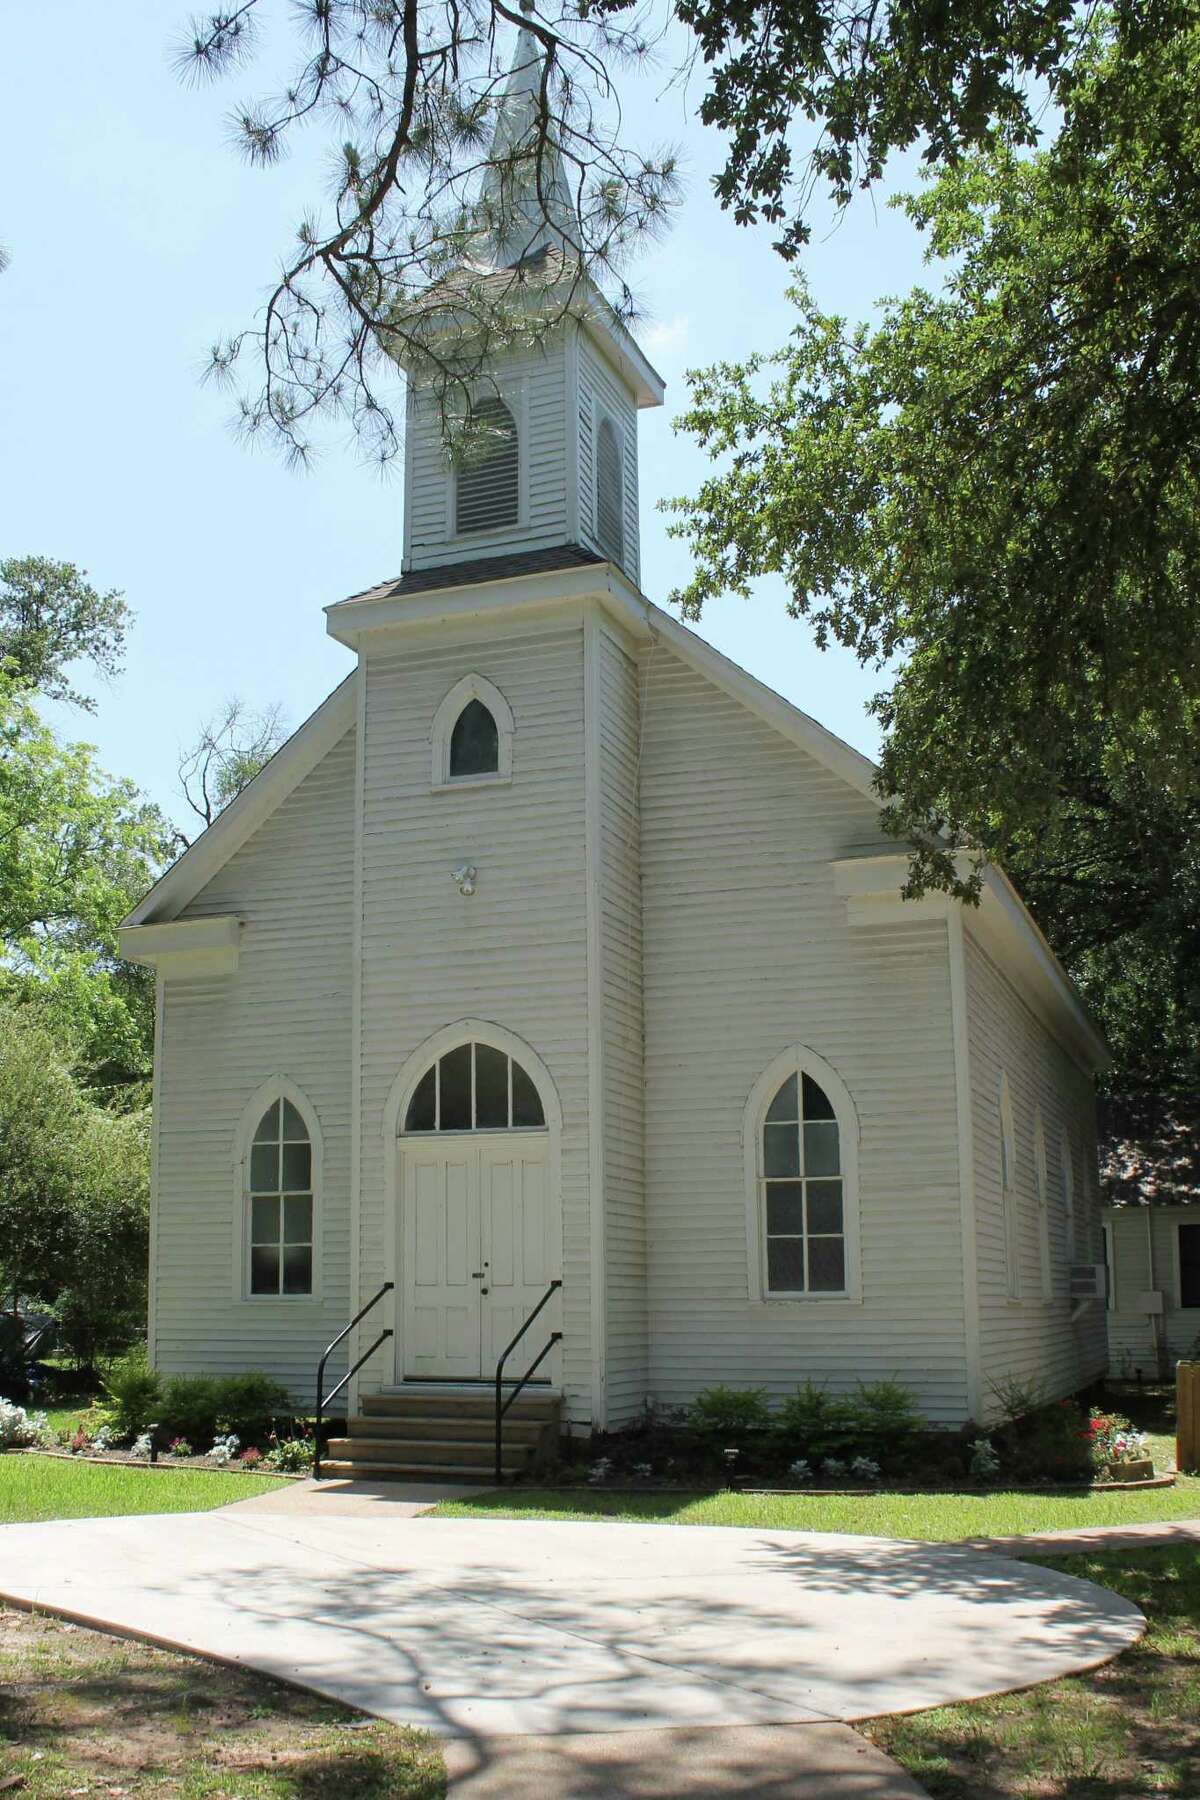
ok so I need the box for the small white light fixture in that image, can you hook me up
[452,862,478,897]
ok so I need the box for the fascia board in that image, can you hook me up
[326,563,625,647]
[121,674,356,927]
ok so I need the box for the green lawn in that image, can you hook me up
[866,1544,1200,1797]
[430,1476,1200,1540]
[0,1454,283,1522]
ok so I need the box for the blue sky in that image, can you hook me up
[1,2,934,826]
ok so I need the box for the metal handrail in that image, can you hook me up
[494,1278,562,1484]
[314,1281,394,1481]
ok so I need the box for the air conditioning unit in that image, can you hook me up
[1070,1263,1107,1300]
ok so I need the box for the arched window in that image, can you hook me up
[744,1049,858,1301]
[1034,1109,1051,1299]
[999,1073,1020,1299]
[1061,1126,1076,1271]
[450,698,499,778]
[430,673,514,788]
[244,1092,317,1296]
[595,414,624,564]
[455,396,519,535]
[403,1040,546,1133]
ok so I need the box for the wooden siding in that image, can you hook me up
[965,932,1107,1409]
[638,646,970,1425]
[405,346,570,570]
[1105,1205,1200,1372]
[598,623,647,1424]
[356,616,594,1423]
[578,336,640,586]
[153,730,357,1403]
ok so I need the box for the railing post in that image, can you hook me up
[312,1281,393,1484]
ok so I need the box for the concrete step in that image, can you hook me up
[325,1436,526,1469]
[318,1458,508,1482]
[347,1413,544,1443]
[362,1391,559,1422]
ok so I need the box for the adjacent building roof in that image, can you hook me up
[1099,1094,1200,1207]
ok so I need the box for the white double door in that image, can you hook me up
[400,1134,552,1380]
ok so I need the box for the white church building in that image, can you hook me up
[121,23,1109,1474]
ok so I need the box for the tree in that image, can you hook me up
[176,697,287,842]
[171,0,1167,465]
[0,556,131,711]
[0,675,171,1087]
[665,17,1200,1089]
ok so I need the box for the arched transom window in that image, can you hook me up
[455,396,519,535]
[404,1040,546,1134]
[248,1099,313,1295]
[760,1070,845,1294]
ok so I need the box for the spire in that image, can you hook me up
[476,6,579,269]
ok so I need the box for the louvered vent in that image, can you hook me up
[595,414,624,564]
[455,397,519,535]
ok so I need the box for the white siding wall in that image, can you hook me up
[966,933,1107,1408]
[405,343,570,570]
[153,731,357,1404]
[1106,1205,1200,1373]
[597,623,647,1424]
[639,647,970,1425]
[577,335,640,587]
[356,616,595,1424]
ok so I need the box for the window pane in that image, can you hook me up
[250,1143,280,1193]
[802,1073,836,1121]
[250,1245,280,1294]
[251,1194,280,1244]
[511,1060,545,1128]
[284,1194,312,1245]
[449,699,499,778]
[803,1120,840,1177]
[281,1142,311,1191]
[253,1101,280,1143]
[281,1099,307,1142]
[808,1237,846,1292]
[766,1183,804,1235]
[766,1074,798,1122]
[806,1180,843,1236]
[282,1245,313,1295]
[475,1043,509,1129]
[1181,1225,1200,1308]
[406,1066,436,1132]
[439,1044,472,1130]
[764,1123,800,1178]
[767,1238,805,1292]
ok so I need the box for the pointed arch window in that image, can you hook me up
[999,1074,1020,1299]
[450,698,499,777]
[403,1040,546,1133]
[241,1089,320,1298]
[744,1049,860,1301]
[455,396,519,535]
[595,414,624,565]
[1034,1109,1052,1299]
[431,673,514,788]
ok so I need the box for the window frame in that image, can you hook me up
[448,386,527,542]
[999,1073,1021,1301]
[593,409,626,567]
[231,1079,324,1304]
[1033,1108,1051,1301]
[430,673,514,791]
[1060,1125,1076,1277]
[742,1046,861,1306]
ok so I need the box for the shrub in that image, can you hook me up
[212,1373,293,1444]
[688,1385,772,1434]
[265,1435,314,1474]
[969,1437,1001,1479]
[0,1398,46,1449]
[239,1446,264,1470]
[852,1380,922,1447]
[101,1348,161,1438]
[778,1381,858,1456]
[169,1437,193,1458]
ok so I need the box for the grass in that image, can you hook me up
[430,1476,1200,1539]
[865,1543,1200,1797]
[0,1601,445,1798]
[0,1454,283,1522]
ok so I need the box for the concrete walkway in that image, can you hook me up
[0,1510,1142,1740]
[967,1516,1200,1558]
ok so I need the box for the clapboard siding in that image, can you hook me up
[1105,1205,1200,1372]
[598,623,647,1424]
[356,616,593,1423]
[406,345,570,569]
[152,730,357,1403]
[966,932,1107,1408]
[578,336,640,585]
[638,647,970,1425]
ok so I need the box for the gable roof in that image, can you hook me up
[1100,1094,1200,1207]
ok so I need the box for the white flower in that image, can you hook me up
[821,1457,847,1478]
[788,1458,812,1482]
[850,1456,881,1481]
[587,1457,613,1486]
[631,1462,653,1479]
[0,1399,46,1449]
[969,1437,1001,1477]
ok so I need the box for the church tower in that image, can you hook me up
[398,18,665,589]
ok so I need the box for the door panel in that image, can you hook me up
[480,1141,552,1375]
[402,1144,480,1379]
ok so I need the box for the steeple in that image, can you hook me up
[475,5,579,269]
